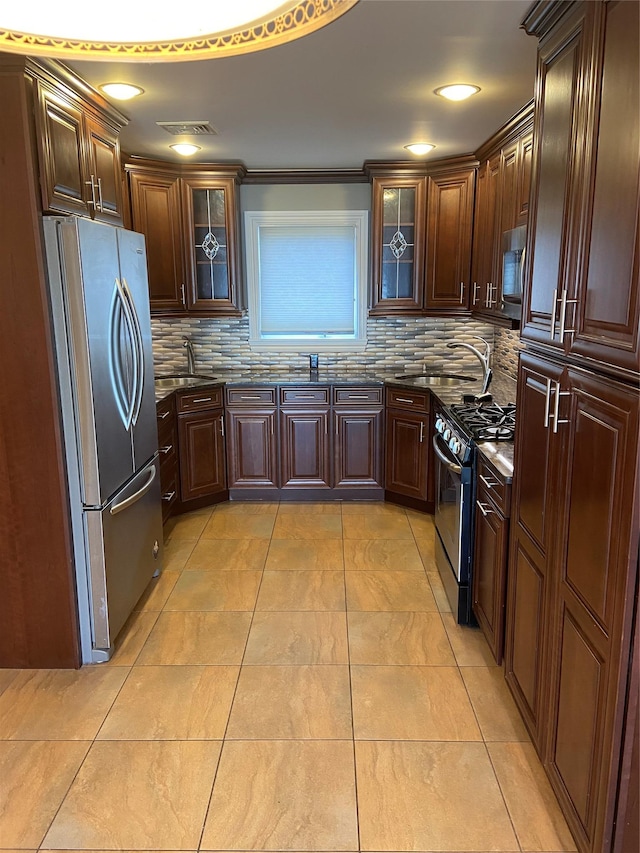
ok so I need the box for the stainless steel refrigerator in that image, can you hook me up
[44,216,163,664]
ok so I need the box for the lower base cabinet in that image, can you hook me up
[156,396,179,522]
[384,387,430,508]
[334,409,383,488]
[226,409,278,489]
[176,387,227,507]
[280,409,331,489]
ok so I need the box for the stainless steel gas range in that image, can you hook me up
[433,401,516,624]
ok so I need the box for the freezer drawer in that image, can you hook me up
[85,458,163,656]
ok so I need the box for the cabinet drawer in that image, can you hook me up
[333,386,383,405]
[159,460,178,521]
[226,387,276,406]
[156,396,174,426]
[280,387,329,405]
[386,386,430,413]
[477,456,510,517]
[158,430,177,470]
[176,387,223,413]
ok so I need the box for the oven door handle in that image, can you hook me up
[432,434,462,474]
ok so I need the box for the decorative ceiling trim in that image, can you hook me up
[0,0,359,62]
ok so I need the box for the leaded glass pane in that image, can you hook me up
[399,187,416,223]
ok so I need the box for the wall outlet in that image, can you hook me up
[309,354,319,370]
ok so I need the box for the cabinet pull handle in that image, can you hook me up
[550,288,559,339]
[552,380,571,434]
[472,282,479,306]
[181,284,186,306]
[419,422,424,443]
[159,444,173,455]
[479,473,499,489]
[293,394,317,399]
[543,377,552,428]
[559,289,578,339]
[97,177,104,212]
[459,281,465,304]
[477,500,495,517]
[158,411,171,420]
[220,416,225,437]
[85,175,97,208]
[347,394,370,399]
[192,397,212,404]
[240,395,263,399]
[161,490,176,502]
[396,397,414,404]
[325,416,328,435]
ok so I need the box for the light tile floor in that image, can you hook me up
[0,501,577,852]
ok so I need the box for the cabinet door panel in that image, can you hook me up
[516,132,534,225]
[384,409,428,500]
[86,116,122,224]
[334,410,383,488]
[178,410,226,501]
[424,169,475,310]
[226,410,278,488]
[570,0,640,373]
[129,172,185,313]
[280,411,330,489]
[472,489,509,664]
[37,85,87,216]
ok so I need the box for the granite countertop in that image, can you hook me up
[154,365,518,477]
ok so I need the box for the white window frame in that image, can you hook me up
[244,209,368,351]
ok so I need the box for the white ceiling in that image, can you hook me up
[68,0,538,170]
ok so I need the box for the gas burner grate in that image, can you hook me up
[449,402,516,442]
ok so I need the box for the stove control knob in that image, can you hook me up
[449,437,461,455]
[435,417,444,433]
[443,428,451,441]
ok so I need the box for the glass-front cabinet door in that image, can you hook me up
[182,175,242,315]
[370,175,426,314]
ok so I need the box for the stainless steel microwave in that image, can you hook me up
[502,225,527,304]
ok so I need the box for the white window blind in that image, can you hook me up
[245,209,368,350]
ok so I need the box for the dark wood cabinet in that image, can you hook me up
[126,160,245,317]
[226,409,278,489]
[280,410,331,490]
[332,386,384,490]
[384,387,430,506]
[128,168,185,313]
[35,78,125,224]
[176,388,227,506]
[424,167,475,311]
[472,455,511,664]
[157,395,179,522]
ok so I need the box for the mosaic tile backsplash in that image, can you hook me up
[151,315,513,378]
[493,327,523,381]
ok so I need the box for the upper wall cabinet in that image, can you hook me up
[126,160,245,317]
[522,0,639,378]
[366,158,476,316]
[33,67,126,224]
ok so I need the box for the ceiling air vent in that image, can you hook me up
[156,121,218,136]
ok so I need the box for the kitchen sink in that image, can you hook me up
[154,374,217,389]
[394,373,475,386]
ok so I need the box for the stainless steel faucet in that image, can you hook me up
[447,336,492,394]
[183,337,196,374]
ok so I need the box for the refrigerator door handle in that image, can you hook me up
[109,278,138,430]
[110,464,157,516]
[121,277,145,427]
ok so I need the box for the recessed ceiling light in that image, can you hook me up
[404,143,436,156]
[435,84,481,101]
[100,82,144,100]
[170,143,201,156]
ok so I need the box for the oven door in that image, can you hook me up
[433,433,464,580]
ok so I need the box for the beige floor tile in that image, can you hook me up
[43,740,221,850]
[214,501,279,515]
[461,667,530,742]
[245,612,349,664]
[164,570,262,611]
[161,538,198,572]
[341,501,408,517]
[405,509,436,538]
[257,570,345,611]
[345,571,437,611]
[265,538,344,570]
[0,670,18,696]
[165,509,213,541]
[442,612,499,666]
[343,539,424,571]
[489,742,578,851]
[355,740,519,852]
[105,610,159,666]
[136,612,251,665]
[427,570,452,612]
[416,536,437,570]
[348,612,455,666]
[185,538,269,571]
[0,740,90,848]
[97,666,239,740]
[201,740,358,851]
[134,569,180,612]
[342,514,413,540]
[227,665,352,739]
[0,668,128,740]
[278,501,342,514]
[352,666,482,741]
[202,513,275,540]
[272,514,343,540]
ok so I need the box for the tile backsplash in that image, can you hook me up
[151,315,500,377]
[493,327,523,380]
